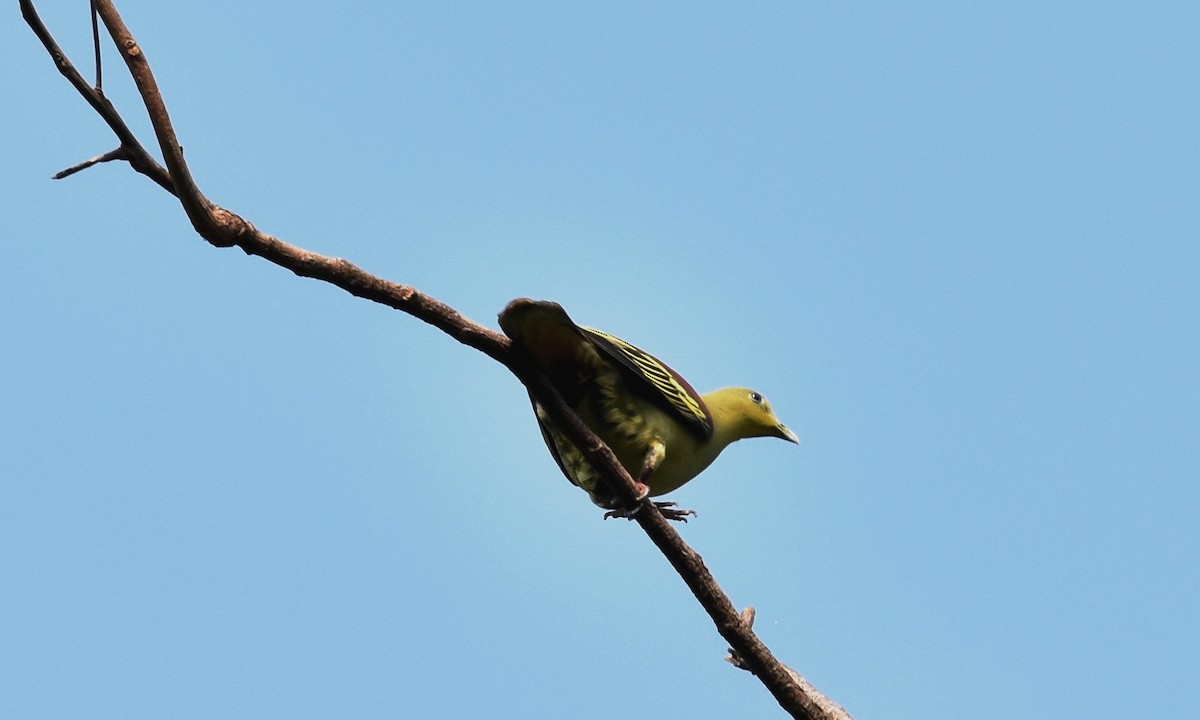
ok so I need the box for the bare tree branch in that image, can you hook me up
[21,2,851,718]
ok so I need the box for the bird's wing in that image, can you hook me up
[580,326,713,440]
[499,298,713,441]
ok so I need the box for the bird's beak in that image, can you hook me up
[776,423,800,444]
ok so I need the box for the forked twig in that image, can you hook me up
[21,0,171,193]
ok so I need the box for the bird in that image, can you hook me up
[499,298,798,520]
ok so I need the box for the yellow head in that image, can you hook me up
[703,387,799,446]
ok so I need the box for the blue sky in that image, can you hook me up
[4,2,1197,718]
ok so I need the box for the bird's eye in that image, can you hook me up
[749,392,764,404]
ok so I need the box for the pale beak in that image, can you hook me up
[776,424,800,444]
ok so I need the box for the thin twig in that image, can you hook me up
[21,2,851,718]
[91,0,102,91]
[53,147,126,179]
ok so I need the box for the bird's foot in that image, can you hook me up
[654,502,697,522]
[603,501,696,523]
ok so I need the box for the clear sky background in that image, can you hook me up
[4,2,1197,718]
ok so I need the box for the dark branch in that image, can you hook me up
[21,2,851,718]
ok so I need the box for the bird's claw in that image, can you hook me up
[603,500,696,523]
[654,501,697,522]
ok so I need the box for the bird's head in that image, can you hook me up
[705,387,799,445]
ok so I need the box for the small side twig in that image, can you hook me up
[727,608,854,720]
[726,607,760,670]
[91,0,102,91]
[53,146,126,180]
